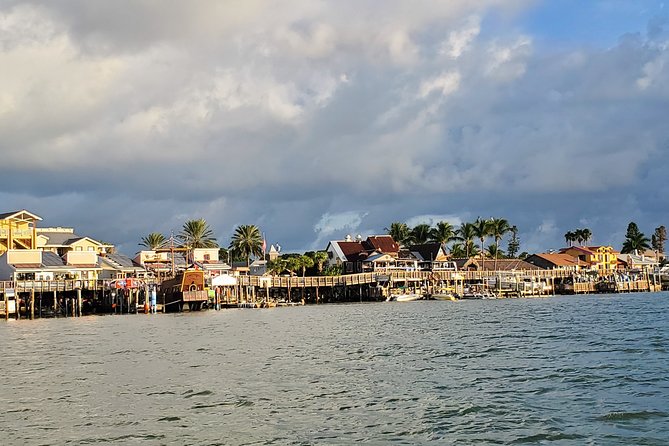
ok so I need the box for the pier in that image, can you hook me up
[0,268,664,320]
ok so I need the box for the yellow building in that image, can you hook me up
[0,210,42,255]
[36,227,112,256]
[559,245,618,274]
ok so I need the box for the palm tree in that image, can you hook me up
[486,244,504,259]
[456,222,477,258]
[564,231,574,247]
[473,218,492,259]
[298,255,314,277]
[267,258,287,276]
[229,224,263,267]
[308,251,329,274]
[581,228,592,246]
[178,219,218,264]
[429,221,456,246]
[385,222,410,247]
[621,222,651,254]
[139,232,167,250]
[284,256,301,277]
[489,218,511,270]
[178,219,218,249]
[409,224,432,245]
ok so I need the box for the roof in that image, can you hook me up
[527,253,581,267]
[453,258,541,271]
[364,253,396,263]
[106,253,136,268]
[0,210,42,222]
[560,246,595,255]
[38,231,85,246]
[99,254,142,271]
[332,241,367,261]
[363,235,399,254]
[42,251,66,267]
[409,243,446,261]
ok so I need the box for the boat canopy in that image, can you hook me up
[211,274,237,286]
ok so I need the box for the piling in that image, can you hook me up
[30,290,35,320]
[4,292,8,321]
[77,289,82,317]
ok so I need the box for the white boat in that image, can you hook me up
[394,293,423,302]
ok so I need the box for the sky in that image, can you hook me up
[1,0,669,256]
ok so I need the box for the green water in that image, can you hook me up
[1,293,668,445]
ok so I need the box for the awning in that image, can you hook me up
[211,274,237,286]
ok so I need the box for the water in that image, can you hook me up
[1,293,668,445]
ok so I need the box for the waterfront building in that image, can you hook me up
[325,235,402,273]
[616,253,660,272]
[525,253,583,271]
[0,210,42,255]
[134,247,230,279]
[36,227,114,255]
[559,245,618,274]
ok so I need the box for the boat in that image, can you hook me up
[431,293,457,301]
[393,293,423,302]
[159,269,209,312]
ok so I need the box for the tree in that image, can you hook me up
[284,256,302,277]
[139,232,167,250]
[178,219,218,264]
[308,251,329,274]
[564,231,576,247]
[429,221,456,245]
[456,222,477,258]
[572,228,592,246]
[485,244,504,259]
[507,226,520,258]
[229,224,263,267]
[652,226,667,255]
[409,223,432,245]
[450,241,478,258]
[385,222,410,246]
[489,218,511,266]
[267,258,287,275]
[473,218,492,259]
[298,255,314,277]
[621,222,651,254]
[178,219,218,249]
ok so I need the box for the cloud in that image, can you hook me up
[1,1,668,255]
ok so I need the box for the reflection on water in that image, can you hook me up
[1,293,668,445]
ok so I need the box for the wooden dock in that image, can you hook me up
[0,269,664,320]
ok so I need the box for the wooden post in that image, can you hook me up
[315,286,319,304]
[77,289,82,317]
[30,290,35,320]
[4,292,8,321]
[53,291,57,313]
[16,293,20,320]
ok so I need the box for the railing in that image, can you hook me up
[235,269,573,288]
[1,280,106,293]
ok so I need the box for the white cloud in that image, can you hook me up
[419,72,461,98]
[405,214,464,228]
[1,1,668,255]
[441,15,481,59]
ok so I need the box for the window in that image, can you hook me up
[75,246,83,251]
